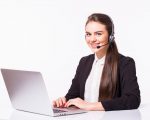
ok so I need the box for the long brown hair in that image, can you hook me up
[86,13,119,101]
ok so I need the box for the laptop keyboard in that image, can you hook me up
[53,109,67,113]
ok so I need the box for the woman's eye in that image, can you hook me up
[85,33,91,37]
[96,33,102,36]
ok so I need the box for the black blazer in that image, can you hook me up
[65,54,141,111]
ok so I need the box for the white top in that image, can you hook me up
[84,54,105,102]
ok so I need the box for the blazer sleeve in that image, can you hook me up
[65,57,84,101]
[101,57,141,111]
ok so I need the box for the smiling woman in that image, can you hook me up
[53,13,141,111]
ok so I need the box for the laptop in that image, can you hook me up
[1,68,87,116]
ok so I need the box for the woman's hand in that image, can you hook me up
[65,97,105,111]
[53,97,66,108]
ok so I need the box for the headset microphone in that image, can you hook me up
[96,46,101,49]
[96,42,109,49]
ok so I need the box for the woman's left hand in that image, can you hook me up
[65,97,92,110]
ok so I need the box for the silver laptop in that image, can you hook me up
[1,68,87,116]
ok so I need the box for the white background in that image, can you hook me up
[0,0,150,115]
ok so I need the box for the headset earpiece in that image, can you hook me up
[108,15,115,44]
[109,34,115,43]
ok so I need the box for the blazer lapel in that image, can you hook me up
[80,54,94,99]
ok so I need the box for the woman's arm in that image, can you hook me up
[101,57,141,111]
[65,57,85,100]
[65,97,105,111]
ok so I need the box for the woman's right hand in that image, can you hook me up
[53,97,67,108]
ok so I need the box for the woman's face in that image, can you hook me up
[85,21,109,53]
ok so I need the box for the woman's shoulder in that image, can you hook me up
[119,53,136,67]
[78,54,94,65]
[80,54,94,61]
[75,54,94,69]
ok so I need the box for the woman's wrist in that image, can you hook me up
[90,102,105,111]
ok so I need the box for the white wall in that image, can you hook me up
[0,0,150,113]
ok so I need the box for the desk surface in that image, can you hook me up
[0,103,150,120]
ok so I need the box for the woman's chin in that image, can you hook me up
[91,48,99,53]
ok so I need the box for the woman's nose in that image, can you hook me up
[90,35,97,42]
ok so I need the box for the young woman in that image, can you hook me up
[53,13,141,111]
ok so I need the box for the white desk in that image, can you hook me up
[9,109,141,120]
[0,104,150,120]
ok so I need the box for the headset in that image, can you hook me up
[109,16,115,44]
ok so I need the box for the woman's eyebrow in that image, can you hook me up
[85,31,103,34]
[85,31,91,34]
[95,31,103,33]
